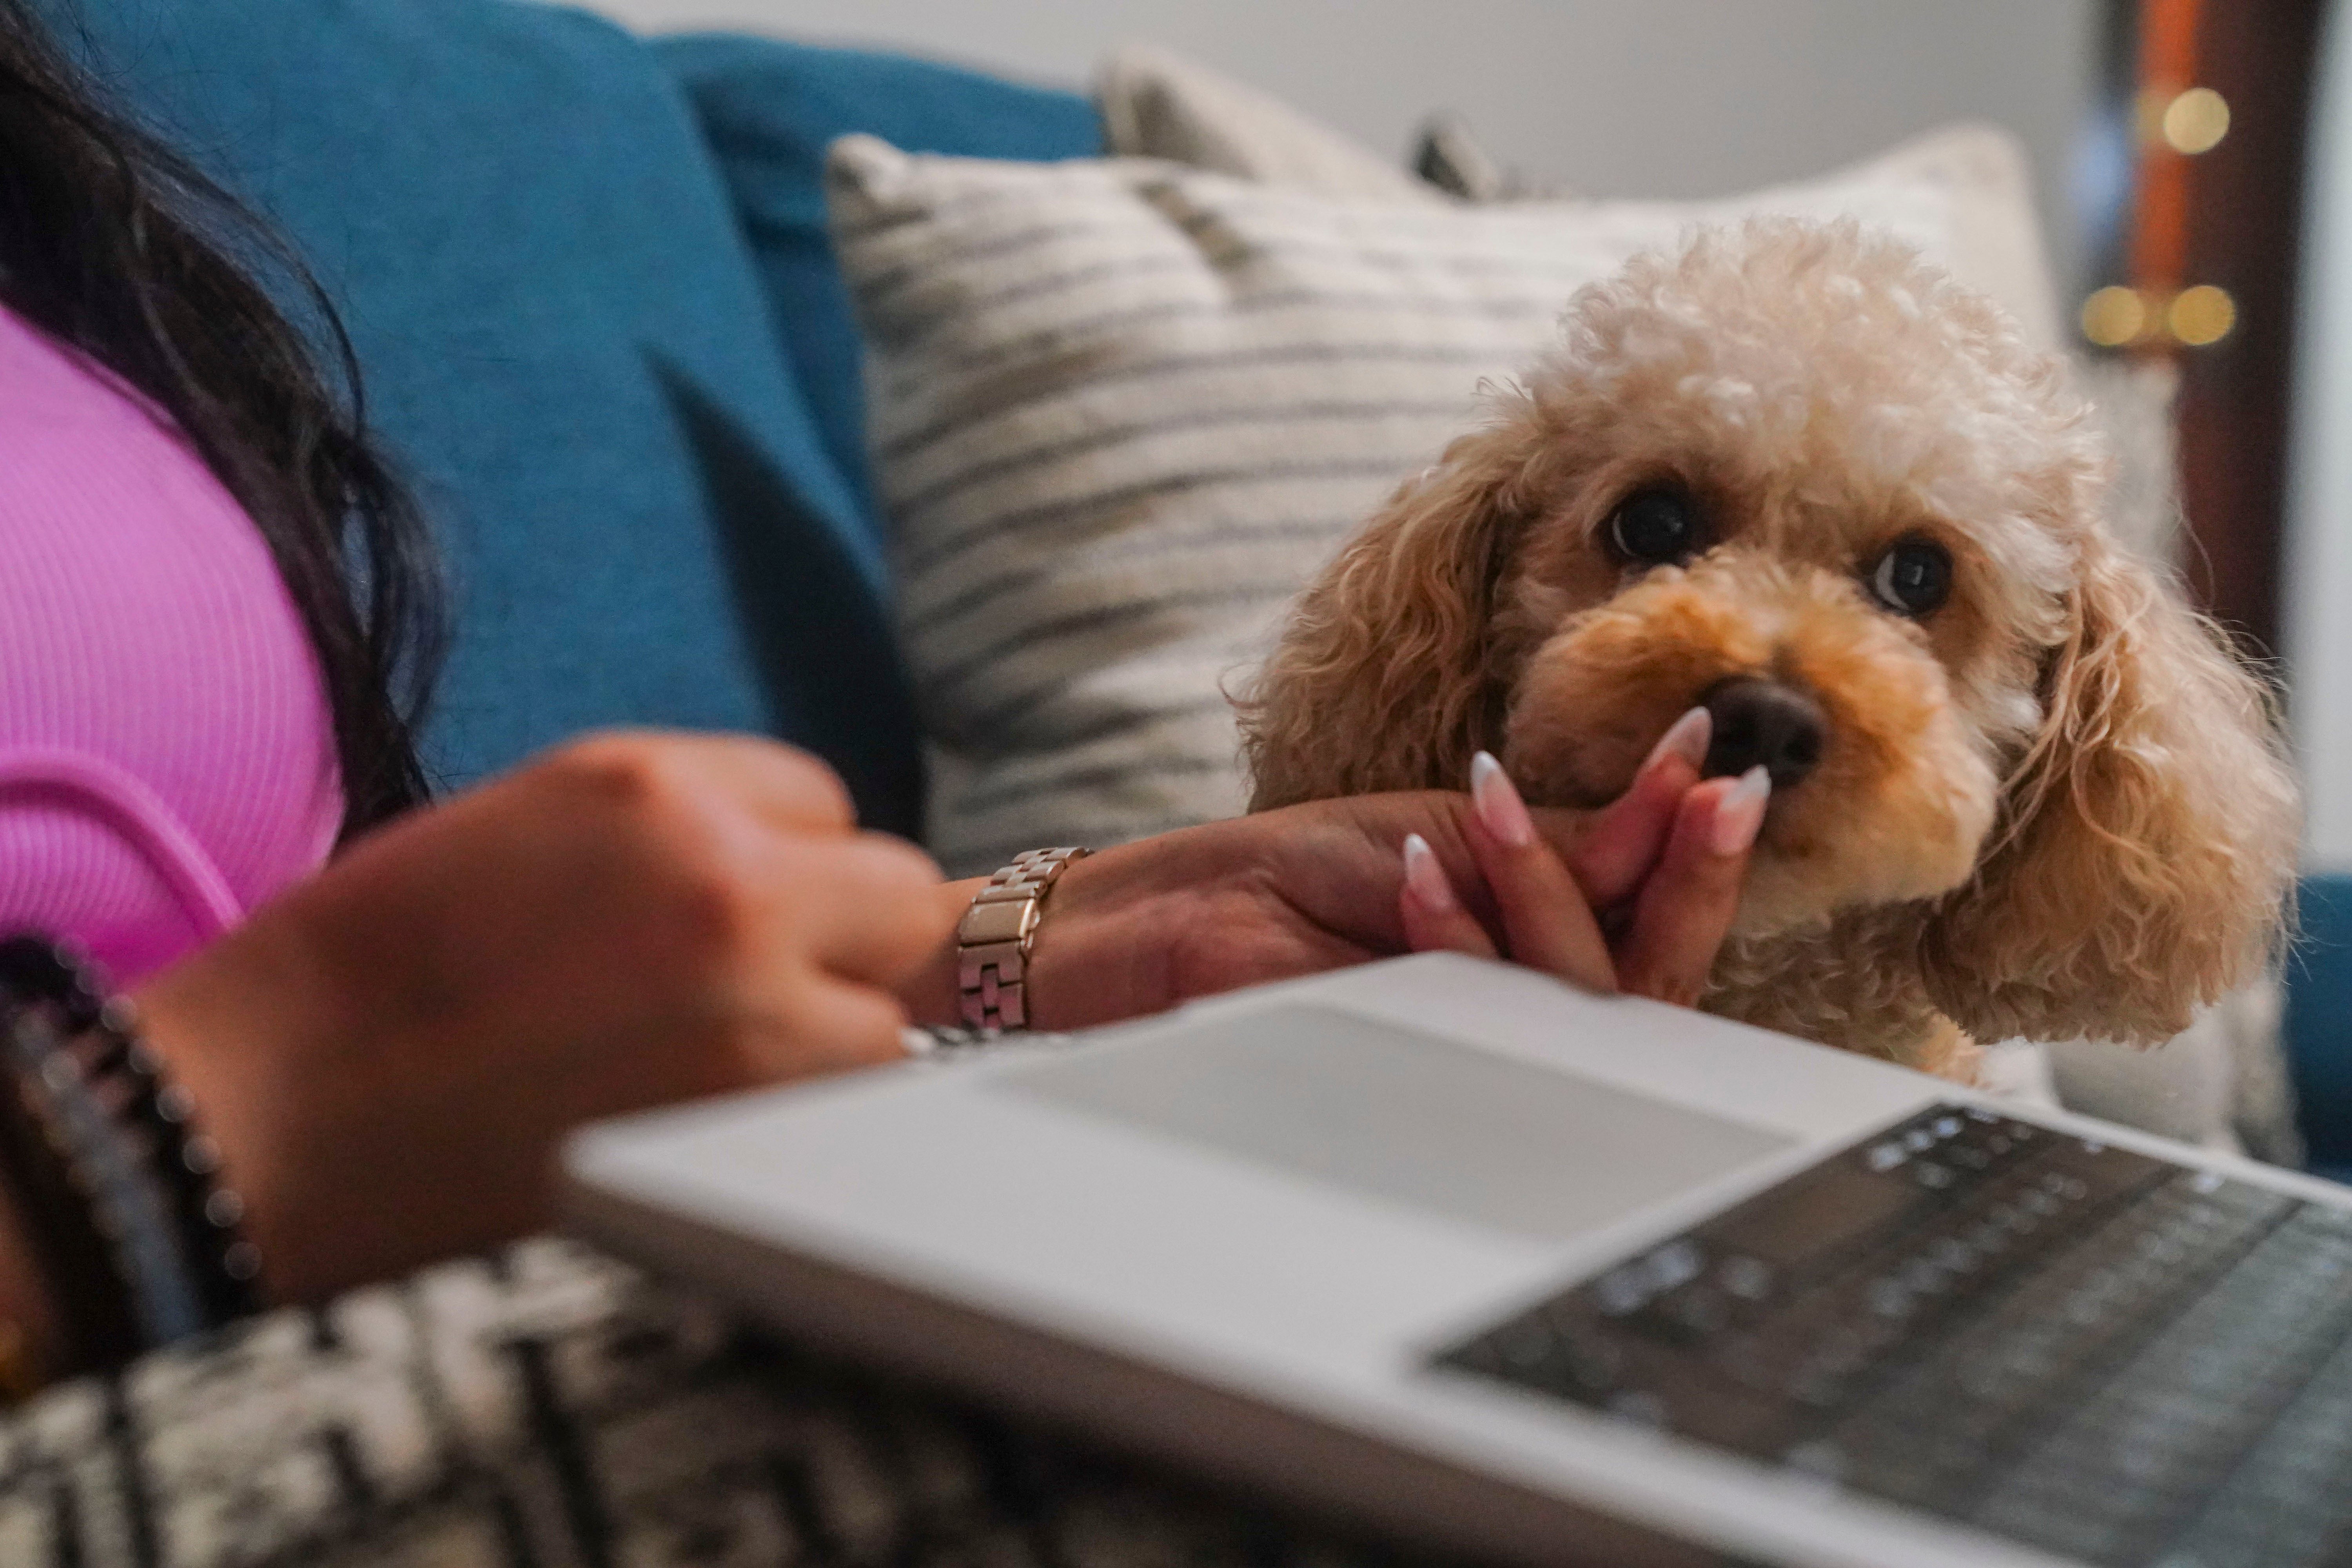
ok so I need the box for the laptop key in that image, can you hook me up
[1433,1104,2352,1568]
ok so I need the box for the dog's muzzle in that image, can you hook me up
[1699,677,1827,790]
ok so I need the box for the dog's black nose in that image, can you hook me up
[1700,678,1827,789]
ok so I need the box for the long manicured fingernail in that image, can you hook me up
[1643,706,1712,775]
[1401,832,1457,910]
[1713,766,1771,856]
[1469,751,1536,848]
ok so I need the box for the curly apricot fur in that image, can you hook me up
[1240,220,2298,1076]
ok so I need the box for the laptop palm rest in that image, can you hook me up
[995,1004,1794,1245]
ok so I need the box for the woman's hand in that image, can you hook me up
[134,731,956,1302]
[904,713,1756,1031]
[1400,708,1765,1006]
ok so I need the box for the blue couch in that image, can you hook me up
[2291,877,2352,1175]
[63,0,2352,1167]
[65,0,1095,840]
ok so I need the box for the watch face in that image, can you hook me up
[959,893,1041,948]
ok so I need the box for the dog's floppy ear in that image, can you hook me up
[1921,535,2298,1046]
[1241,426,1534,809]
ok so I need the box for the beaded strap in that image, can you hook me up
[0,937,262,1366]
[0,998,144,1372]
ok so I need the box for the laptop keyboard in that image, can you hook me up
[1434,1104,2352,1568]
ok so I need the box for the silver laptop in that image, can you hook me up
[562,953,2352,1568]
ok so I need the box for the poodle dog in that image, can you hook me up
[1241,219,2298,1079]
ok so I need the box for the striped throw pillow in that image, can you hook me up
[828,130,2049,874]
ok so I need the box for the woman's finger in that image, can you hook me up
[1549,706,1712,909]
[1398,831,1499,960]
[691,733,862,833]
[1465,753,1617,993]
[1612,766,1768,1005]
[795,831,957,988]
[749,974,913,1078]
[554,730,860,834]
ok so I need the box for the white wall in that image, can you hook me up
[2289,0,2352,873]
[583,0,2101,292]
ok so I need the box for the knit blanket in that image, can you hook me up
[0,1239,1416,1568]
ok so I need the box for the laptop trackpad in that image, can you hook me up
[995,1004,1793,1245]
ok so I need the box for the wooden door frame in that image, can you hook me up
[2106,0,2329,659]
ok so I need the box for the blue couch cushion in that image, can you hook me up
[2289,874,2352,1173]
[655,34,1101,555]
[61,0,924,835]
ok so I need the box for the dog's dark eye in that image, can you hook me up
[1869,537,1953,617]
[1608,490,1700,564]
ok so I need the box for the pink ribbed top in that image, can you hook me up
[0,304,341,987]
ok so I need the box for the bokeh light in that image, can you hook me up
[2169,284,2237,345]
[2161,87,2231,154]
[2082,285,2149,347]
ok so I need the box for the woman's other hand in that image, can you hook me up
[134,732,955,1301]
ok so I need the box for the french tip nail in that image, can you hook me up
[1712,766,1771,857]
[1468,750,1536,848]
[1644,705,1713,775]
[1401,831,1457,911]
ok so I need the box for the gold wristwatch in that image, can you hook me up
[955,847,1090,1032]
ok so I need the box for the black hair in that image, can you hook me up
[0,0,443,837]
